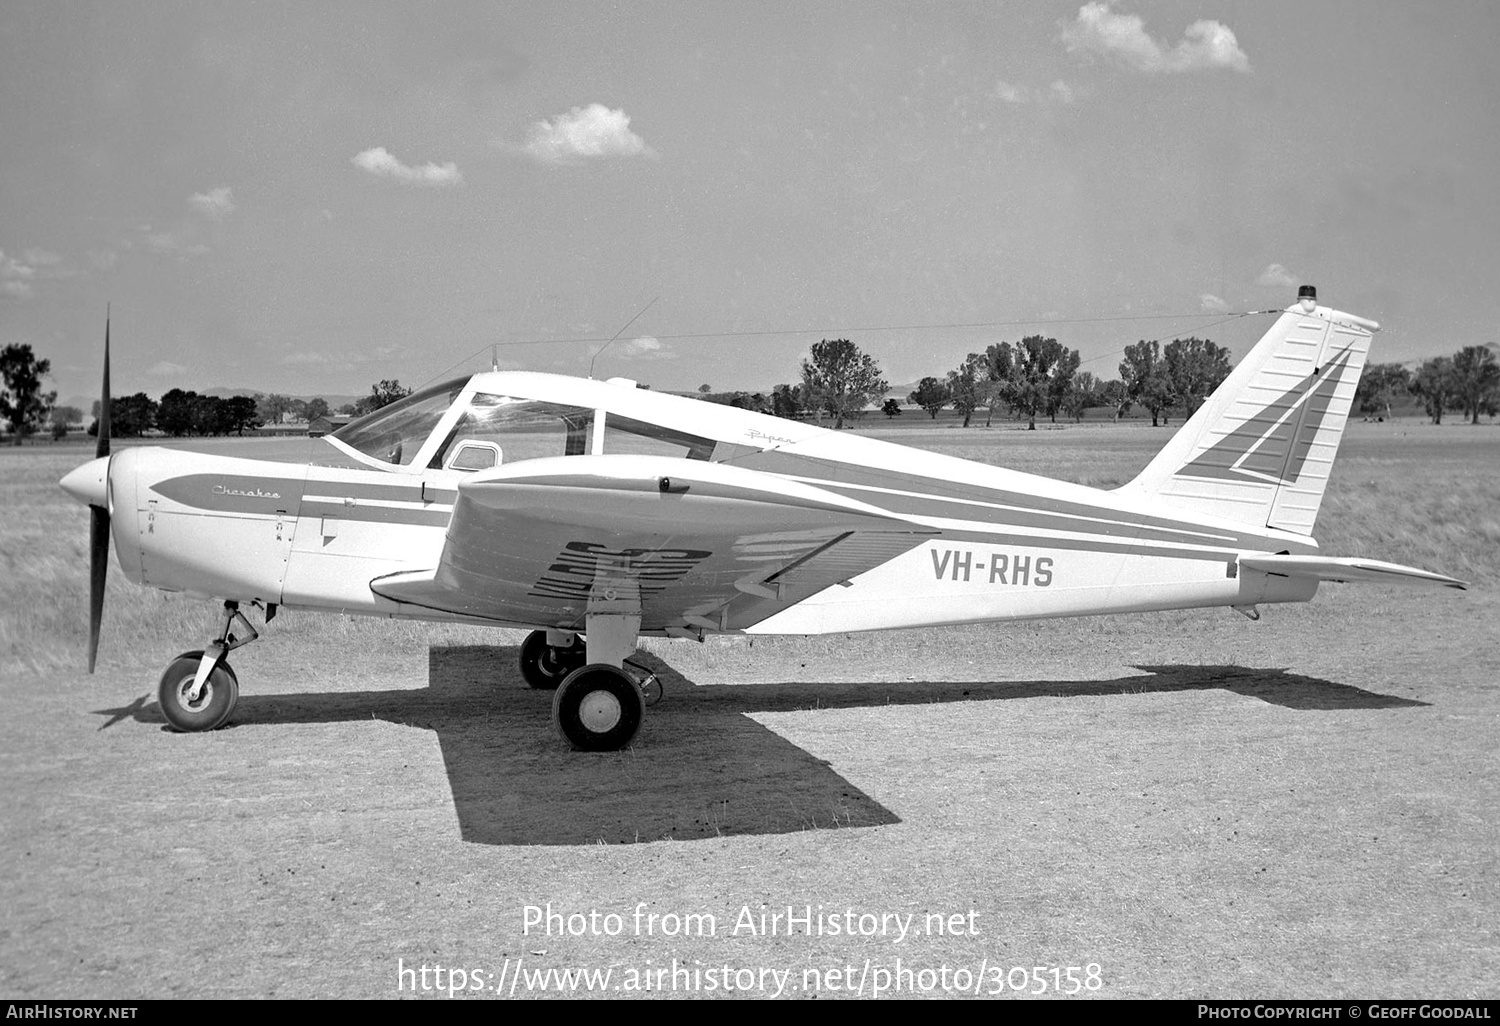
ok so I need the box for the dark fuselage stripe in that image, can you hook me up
[303,481,458,503]
[732,448,1292,548]
[803,478,1248,547]
[300,502,453,528]
[932,528,1236,563]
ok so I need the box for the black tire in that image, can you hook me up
[552,664,644,751]
[518,630,584,690]
[157,650,239,732]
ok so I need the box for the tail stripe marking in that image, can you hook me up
[1175,347,1355,487]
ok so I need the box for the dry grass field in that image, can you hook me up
[1,420,1496,999]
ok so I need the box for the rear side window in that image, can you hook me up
[601,415,714,460]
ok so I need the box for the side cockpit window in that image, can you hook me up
[430,395,594,471]
[600,415,714,460]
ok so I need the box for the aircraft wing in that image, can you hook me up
[370,455,938,632]
[1239,554,1467,590]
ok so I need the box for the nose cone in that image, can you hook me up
[61,456,110,508]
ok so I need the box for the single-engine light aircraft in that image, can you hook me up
[61,287,1465,750]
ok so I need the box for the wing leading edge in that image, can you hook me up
[370,455,937,632]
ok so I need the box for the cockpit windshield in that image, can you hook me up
[331,378,466,467]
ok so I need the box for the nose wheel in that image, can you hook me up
[155,600,267,732]
[157,651,239,732]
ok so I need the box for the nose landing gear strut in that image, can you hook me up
[156,600,270,732]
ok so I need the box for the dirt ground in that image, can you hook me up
[1,423,1496,999]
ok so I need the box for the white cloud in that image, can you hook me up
[1176,20,1251,73]
[995,80,1027,105]
[618,335,670,360]
[1,250,36,279]
[281,351,333,365]
[1,249,37,298]
[352,147,463,186]
[1199,293,1230,313]
[189,186,235,219]
[1256,263,1299,288]
[1,247,79,295]
[993,79,1082,105]
[523,104,656,164]
[1061,3,1249,74]
[147,361,187,377]
[141,227,209,258]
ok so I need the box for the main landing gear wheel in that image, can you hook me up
[518,630,585,690]
[157,650,239,732]
[552,664,644,752]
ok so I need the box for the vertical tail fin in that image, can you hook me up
[1118,288,1377,536]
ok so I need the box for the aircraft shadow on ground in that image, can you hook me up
[95,646,1426,847]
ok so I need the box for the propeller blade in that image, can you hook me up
[96,314,110,460]
[88,312,111,673]
[87,505,109,673]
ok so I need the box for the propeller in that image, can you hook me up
[86,317,111,673]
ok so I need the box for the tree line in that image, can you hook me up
[0,342,420,442]
[1358,347,1500,425]
[78,379,418,438]
[3,335,1497,444]
[906,335,1236,429]
[703,334,1236,431]
[706,336,1500,431]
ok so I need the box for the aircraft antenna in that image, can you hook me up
[589,296,659,379]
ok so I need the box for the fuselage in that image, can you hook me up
[73,371,1318,637]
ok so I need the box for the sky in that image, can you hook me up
[3,1,1498,404]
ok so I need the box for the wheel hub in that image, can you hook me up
[578,689,622,733]
[174,677,212,712]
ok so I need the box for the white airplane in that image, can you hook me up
[61,286,1464,750]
